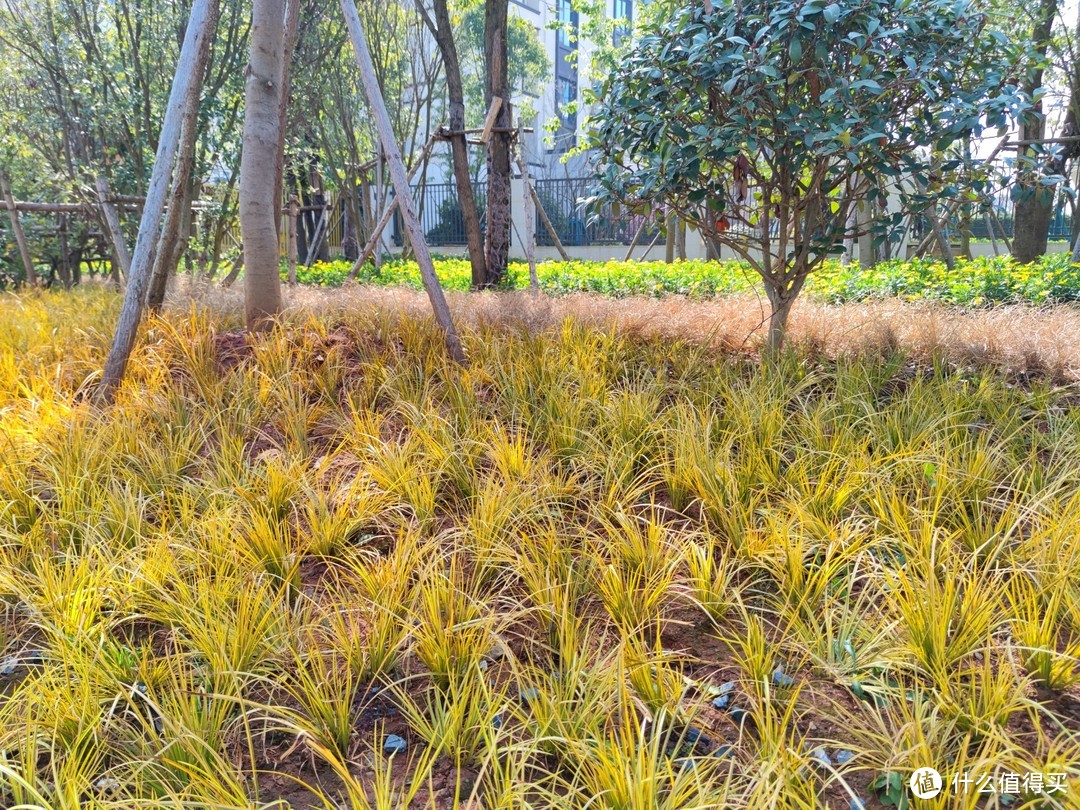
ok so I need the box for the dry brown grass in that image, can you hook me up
[177,279,1080,379]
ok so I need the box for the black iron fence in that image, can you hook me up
[533,177,660,247]
[392,177,659,248]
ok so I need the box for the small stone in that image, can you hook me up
[706,680,736,697]
[729,706,753,727]
[493,713,503,729]
[849,799,866,810]
[772,666,796,688]
[383,734,407,755]
[0,657,19,677]
[478,659,489,672]
[685,727,712,752]
[519,686,541,703]
[712,694,731,710]
[834,749,855,765]
[713,743,734,758]
[809,747,831,768]
[94,777,121,795]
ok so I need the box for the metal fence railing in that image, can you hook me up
[533,177,660,247]
[392,181,489,247]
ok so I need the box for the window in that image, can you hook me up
[612,0,632,46]
[554,0,579,152]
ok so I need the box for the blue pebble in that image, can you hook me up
[834,749,855,765]
[850,799,866,810]
[712,694,731,710]
[772,667,796,688]
[809,747,831,767]
[383,734,407,755]
[729,706,752,726]
[493,713,503,729]
[713,743,734,758]
[519,687,541,703]
[685,727,712,751]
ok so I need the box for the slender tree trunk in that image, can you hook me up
[516,125,539,291]
[58,214,72,288]
[272,0,302,230]
[341,0,465,364]
[241,0,286,330]
[147,27,213,314]
[94,174,132,282]
[417,0,488,288]
[98,0,216,403]
[483,4,512,287]
[0,169,36,286]
[287,196,298,284]
[1013,0,1059,263]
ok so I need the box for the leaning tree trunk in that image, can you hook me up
[98,0,216,403]
[0,169,37,286]
[146,0,216,312]
[419,0,488,288]
[1012,0,1059,264]
[241,0,286,331]
[483,0,512,287]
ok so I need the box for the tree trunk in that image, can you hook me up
[287,196,298,284]
[664,214,675,263]
[94,174,132,282]
[341,0,465,363]
[58,214,72,289]
[764,284,794,354]
[1012,0,1059,263]
[416,0,486,289]
[98,0,216,403]
[241,0,286,330]
[418,0,488,288]
[272,0,302,231]
[147,27,213,314]
[0,169,36,286]
[516,125,539,291]
[483,3,512,287]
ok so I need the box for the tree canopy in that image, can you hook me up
[585,0,1029,347]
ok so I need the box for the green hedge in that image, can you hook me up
[283,252,1080,306]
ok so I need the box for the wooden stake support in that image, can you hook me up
[341,0,465,364]
[479,97,503,145]
[0,168,37,286]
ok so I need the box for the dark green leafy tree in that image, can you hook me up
[585,0,1027,349]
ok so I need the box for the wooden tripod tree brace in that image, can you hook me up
[341,0,465,364]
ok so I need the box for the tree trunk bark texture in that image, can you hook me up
[483,3,512,287]
[1012,0,1060,264]
[241,0,286,330]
